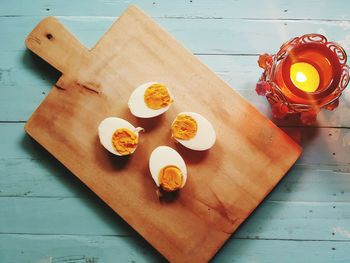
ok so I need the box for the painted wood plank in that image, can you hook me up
[2,53,265,122]
[267,165,350,202]
[2,81,350,128]
[2,53,262,90]
[0,197,131,236]
[0,2,349,263]
[296,127,350,165]
[23,10,301,262]
[2,196,350,241]
[0,196,350,240]
[1,123,349,165]
[0,157,85,198]
[0,233,165,263]
[214,238,350,263]
[1,52,350,127]
[2,158,350,203]
[2,17,350,54]
[1,234,349,263]
[0,0,349,21]
[2,17,350,127]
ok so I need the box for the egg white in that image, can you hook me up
[98,117,141,156]
[149,146,187,187]
[128,82,173,118]
[172,112,216,151]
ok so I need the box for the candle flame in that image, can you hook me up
[290,62,320,92]
[296,72,307,83]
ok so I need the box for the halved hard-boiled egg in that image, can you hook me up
[149,146,187,192]
[98,117,143,156]
[171,112,216,151]
[128,82,173,118]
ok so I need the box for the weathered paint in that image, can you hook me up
[1,1,350,262]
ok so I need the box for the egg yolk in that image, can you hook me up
[144,83,172,110]
[171,115,197,140]
[158,165,183,192]
[112,128,138,155]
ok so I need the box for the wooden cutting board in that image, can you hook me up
[25,5,301,263]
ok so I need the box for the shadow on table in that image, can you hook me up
[212,120,321,262]
[21,135,166,262]
[21,48,323,263]
[22,50,60,87]
[21,49,167,262]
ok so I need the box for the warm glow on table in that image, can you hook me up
[290,62,320,92]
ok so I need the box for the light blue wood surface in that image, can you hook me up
[1,1,350,262]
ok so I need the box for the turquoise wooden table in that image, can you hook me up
[1,1,350,262]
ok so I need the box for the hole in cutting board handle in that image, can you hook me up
[25,16,93,89]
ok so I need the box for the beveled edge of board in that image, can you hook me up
[23,5,303,263]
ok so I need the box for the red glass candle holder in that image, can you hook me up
[256,34,350,125]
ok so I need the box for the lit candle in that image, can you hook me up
[256,34,350,125]
[290,62,320,92]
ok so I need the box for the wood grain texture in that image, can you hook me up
[3,16,350,53]
[3,123,348,166]
[1,1,350,262]
[2,52,350,127]
[2,234,349,263]
[2,51,350,129]
[2,196,350,241]
[1,0,349,20]
[23,6,300,263]
[2,15,350,127]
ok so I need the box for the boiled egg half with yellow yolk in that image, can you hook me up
[128,82,173,118]
[98,117,143,156]
[171,112,216,151]
[149,146,187,192]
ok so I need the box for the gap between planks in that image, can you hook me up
[2,14,350,22]
[1,195,350,205]
[0,232,349,242]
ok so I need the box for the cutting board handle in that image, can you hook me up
[25,17,90,75]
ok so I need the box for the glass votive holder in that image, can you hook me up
[256,33,350,125]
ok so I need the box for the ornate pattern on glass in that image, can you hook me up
[257,34,350,125]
